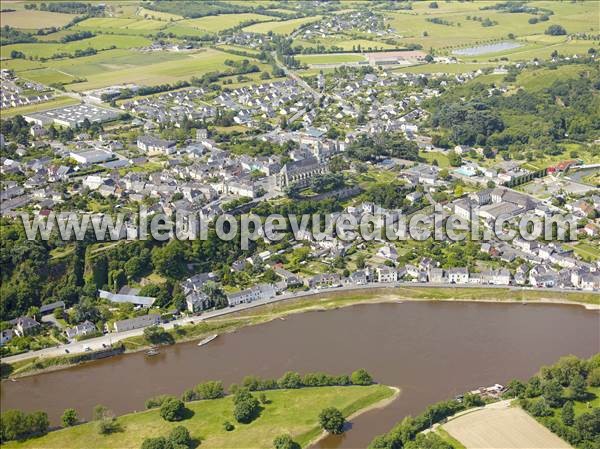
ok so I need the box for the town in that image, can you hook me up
[0,2,599,449]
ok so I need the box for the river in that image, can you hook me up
[1,301,599,448]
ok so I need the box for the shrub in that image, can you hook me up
[277,371,302,389]
[223,421,234,431]
[140,436,169,449]
[273,433,301,449]
[145,395,176,409]
[196,380,225,399]
[545,24,566,35]
[61,408,78,427]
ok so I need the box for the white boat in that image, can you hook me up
[145,347,160,356]
[197,334,218,347]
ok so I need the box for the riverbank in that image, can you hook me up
[308,386,400,448]
[4,286,599,378]
[2,384,396,449]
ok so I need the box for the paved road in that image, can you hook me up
[272,51,321,101]
[2,283,597,364]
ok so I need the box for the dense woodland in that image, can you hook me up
[429,63,600,158]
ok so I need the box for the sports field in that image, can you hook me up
[243,16,321,35]
[441,402,572,449]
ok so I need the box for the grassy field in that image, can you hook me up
[385,0,598,56]
[243,16,321,35]
[419,150,450,167]
[8,48,251,91]
[0,8,75,28]
[295,38,399,51]
[572,242,600,262]
[180,13,275,32]
[136,6,184,21]
[0,97,80,119]
[73,17,167,31]
[2,385,395,449]
[296,53,366,65]
[1,35,150,59]
[442,403,571,449]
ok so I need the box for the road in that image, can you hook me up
[271,51,321,101]
[2,283,597,364]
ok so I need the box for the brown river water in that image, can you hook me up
[1,301,599,448]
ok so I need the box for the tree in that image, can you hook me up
[588,367,600,387]
[351,369,373,386]
[562,401,575,426]
[429,2,438,8]
[143,325,172,345]
[278,371,303,389]
[0,409,48,441]
[61,408,78,427]
[448,151,462,167]
[319,407,346,434]
[168,425,191,447]
[545,24,567,36]
[233,389,260,424]
[543,379,563,408]
[160,398,186,422]
[574,408,600,441]
[273,434,301,449]
[196,381,224,400]
[569,374,587,401]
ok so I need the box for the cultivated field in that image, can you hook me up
[296,53,366,65]
[180,13,275,32]
[442,402,572,449]
[295,37,399,51]
[243,16,321,35]
[0,9,75,28]
[0,35,150,59]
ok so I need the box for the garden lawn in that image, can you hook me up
[2,385,395,449]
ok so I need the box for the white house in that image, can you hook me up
[447,267,469,284]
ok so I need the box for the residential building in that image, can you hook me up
[377,265,398,283]
[447,268,469,284]
[65,321,97,340]
[113,314,161,332]
[226,284,276,307]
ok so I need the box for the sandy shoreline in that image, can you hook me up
[306,386,401,448]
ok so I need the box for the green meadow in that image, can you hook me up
[2,385,395,449]
[0,35,150,59]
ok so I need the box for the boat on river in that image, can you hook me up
[197,334,218,347]
[145,347,160,356]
